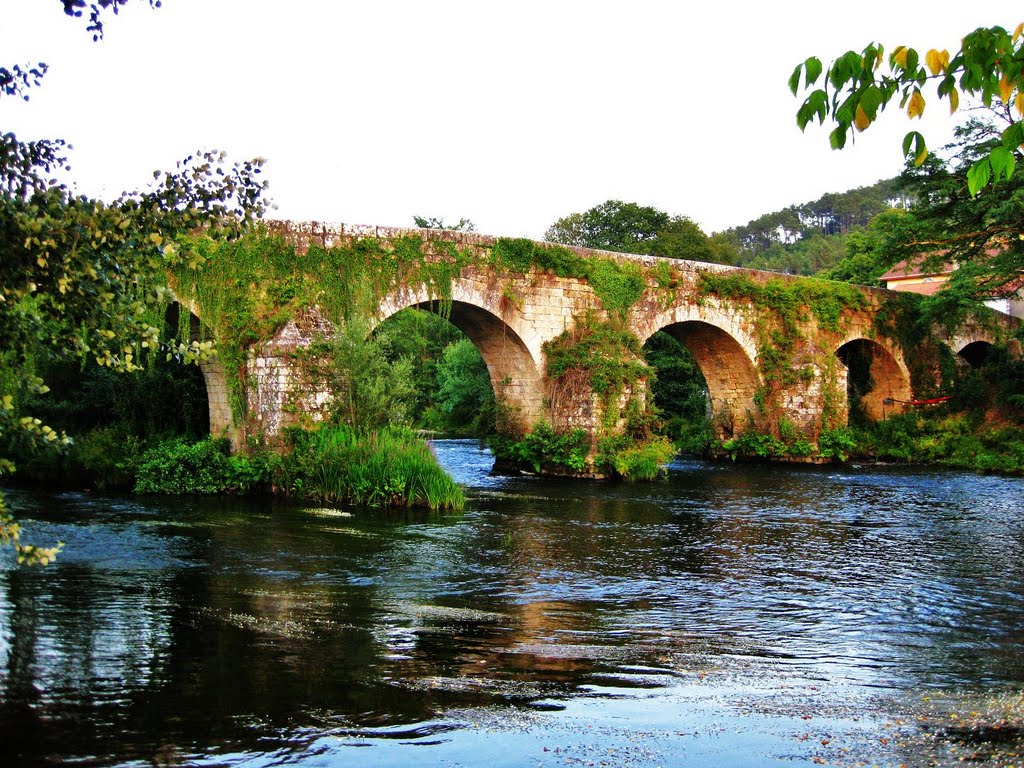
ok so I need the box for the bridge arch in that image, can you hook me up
[636,314,760,440]
[955,339,994,369]
[164,301,236,446]
[945,323,1003,370]
[378,287,544,429]
[834,337,910,422]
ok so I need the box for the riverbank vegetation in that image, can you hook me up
[276,426,464,510]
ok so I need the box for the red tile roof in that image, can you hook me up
[879,257,955,282]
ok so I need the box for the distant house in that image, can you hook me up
[880,256,1024,319]
[879,259,956,296]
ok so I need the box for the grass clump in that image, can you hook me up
[279,425,464,510]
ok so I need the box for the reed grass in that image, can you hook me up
[280,425,464,510]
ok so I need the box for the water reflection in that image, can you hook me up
[1,443,1023,765]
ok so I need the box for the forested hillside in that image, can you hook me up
[542,179,909,280]
[720,178,908,276]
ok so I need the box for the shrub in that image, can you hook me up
[668,417,715,456]
[722,430,787,460]
[817,427,857,462]
[596,433,674,480]
[134,437,277,495]
[497,421,590,475]
[72,426,146,490]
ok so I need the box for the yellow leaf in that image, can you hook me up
[915,145,929,166]
[1016,92,1024,117]
[950,87,960,114]
[1000,75,1013,104]
[907,89,926,119]
[925,49,948,76]
[892,46,909,69]
[854,104,871,131]
[1014,22,1024,43]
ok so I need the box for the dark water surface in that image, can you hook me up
[2,441,1024,766]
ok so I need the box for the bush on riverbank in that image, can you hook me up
[596,432,675,480]
[849,411,1024,475]
[278,425,464,510]
[134,437,279,495]
[490,418,675,480]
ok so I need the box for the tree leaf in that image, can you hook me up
[859,84,884,119]
[999,75,1013,104]
[797,89,828,128]
[788,64,803,95]
[1014,22,1024,43]
[925,49,948,76]
[902,131,927,166]
[989,146,1016,183]
[967,158,991,196]
[804,56,822,87]
[854,104,871,131]
[1003,121,1024,151]
[906,89,925,118]
[829,125,848,150]
[949,87,960,114]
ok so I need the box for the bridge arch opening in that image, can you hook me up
[643,321,759,443]
[957,340,994,369]
[642,332,711,453]
[165,302,231,442]
[374,300,543,434]
[835,338,909,422]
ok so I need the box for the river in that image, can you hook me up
[2,440,1023,766]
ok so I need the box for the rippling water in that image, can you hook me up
[2,441,1023,766]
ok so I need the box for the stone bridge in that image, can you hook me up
[174,222,1017,458]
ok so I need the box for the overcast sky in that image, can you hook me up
[2,1,1021,238]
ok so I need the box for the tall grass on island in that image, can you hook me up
[129,426,464,510]
[279,425,464,510]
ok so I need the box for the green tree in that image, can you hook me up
[321,318,417,432]
[377,308,463,422]
[642,332,712,455]
[896,118,1024,317]
[544,200,669,253]
[649,216,738,265]
[1,0,267,563]
[544,200,736,264]
[435,339,495,433]
[822,208,923,286]
[722,179,902,267]
[791,24,1024,307]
